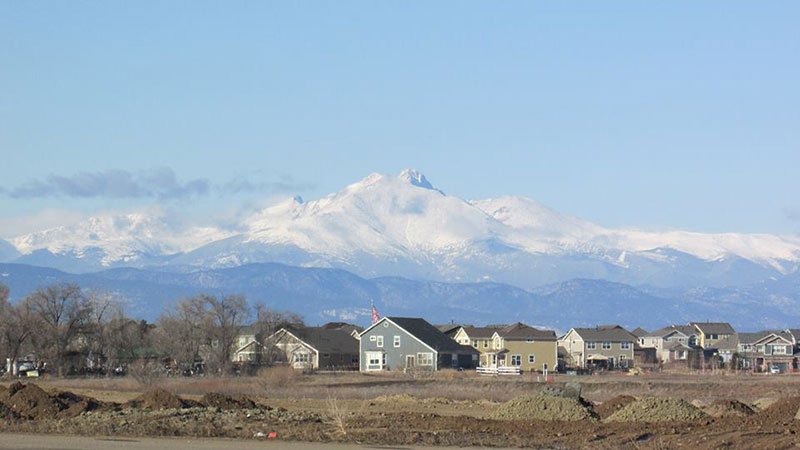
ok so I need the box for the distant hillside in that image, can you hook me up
[1,262,797,331]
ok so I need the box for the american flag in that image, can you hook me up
[371,302,380,324]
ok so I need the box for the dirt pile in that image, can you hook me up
[373,394,417,403]
[200,393,257,410]
[755,396,800,422]
[604,397,706,423]
[0,383,101,420]
[705,399,755,417]
[489,394,595,421]
[126,389,196,410]
[594,395,636,419]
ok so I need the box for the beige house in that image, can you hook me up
[268,327,359,370]
[452,325,503,366]
[558,325,636,369]
[690,322,735,349]
[488,323,557,372]
[640,325,698,363]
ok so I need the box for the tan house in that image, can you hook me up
[690,322,735,349]
[488,323,557,372]
[268,327,359,370]
[640,325,699,363]
[452,325,503,366]
[558,325,636,369]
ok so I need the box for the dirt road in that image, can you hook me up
[0,434,498,450]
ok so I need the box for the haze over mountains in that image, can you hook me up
[2,169,800,329]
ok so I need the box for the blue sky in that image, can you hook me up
[1,1,798,237]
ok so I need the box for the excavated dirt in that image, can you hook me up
[489,394,596,421]
[604,397,707,423]
[757,396,800,422]
[200,393,257,410]
[705,399,756,417]
[0,382,102,420]
[126,388,198,410]
[594,395,636,419]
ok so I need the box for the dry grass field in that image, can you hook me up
[4,369,800,448]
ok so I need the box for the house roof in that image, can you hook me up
[738,331,779,344]
[690,322,735,335]
[321,322,364,335]
[570,325,636,342]
[630,327,649,338]
[435,324,469,336]
[663,341,691,351]
[283,327,359,355]
[496,323,556,341]
[786,329,800,342]
[459,325,504,339]
[388,317,478,354]
[645,325,697,338]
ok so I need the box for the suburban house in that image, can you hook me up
[436,323,467,339]
[268,326,359,370]
[738,331,798,373]
[481,323,557,372]
[452,325,503,366]
[558,325,636,369]
[232,324,264,363]
[631,327,649,345]
[640,325,699,363]
[690,322,736,349]
[359,317,479,372]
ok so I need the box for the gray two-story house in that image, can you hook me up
[359,317,479,372]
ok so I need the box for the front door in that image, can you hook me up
[406,355,415,369]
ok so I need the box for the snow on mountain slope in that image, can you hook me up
[10,211,232,269]
[7,169,800,285]
[242,169,503,260]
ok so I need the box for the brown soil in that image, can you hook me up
[758,395,800,422]
[201,392,257,410]
[0,382,102,420]
[705,399,756,417]
[594,395,636,419]
[126,388,198,410]
[489,394,596,421]
[605,397,706,423]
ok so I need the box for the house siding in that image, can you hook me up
[502,340,557,372]
[359,319,437,372]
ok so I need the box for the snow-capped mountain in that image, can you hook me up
[6,169,800,288]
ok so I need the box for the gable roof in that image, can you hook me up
[388,317,477,353]
[570,325,636,342]
[459,325,504,339]
[282,327,358,355]
[738,331,780,345]
[646,325,697,338]
[690,322,735,335]
[630,327,649,338]
[664,341,691,351]
[495,323,556,341]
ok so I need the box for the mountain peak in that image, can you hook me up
[398,169,441,193]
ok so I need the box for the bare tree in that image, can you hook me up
[23,283,92,376]
[155,295,210,373]
[206,294,248,374]
[253,303,304,365]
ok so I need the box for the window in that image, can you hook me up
[393,336,401,347]
[376,336,384,348]
[472,339,478,347]
[621,342,631,350]
[526,338,534,343]
[417,352,434,366]
[383,322,389,328]
[602,341,611,350]
[295,353,310,363]
[587,341,597,350]
[369,336,376,341]
[511,355,521,366]
[483,340,489,348]
[366,352,383,371]
[528,354,536,363]
[708,333,718,340]
[619,354,627,360]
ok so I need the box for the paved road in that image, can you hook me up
[0,434,500,450]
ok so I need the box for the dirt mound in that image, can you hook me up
[373,394,417,403]
[595,395,636,419]
[200,393,257,410]
[127,388,194,410]
[605,397,706,423]
[705,399,756,417]
[756,396,800,422]
[0,383,62,420]
[489,394,595,421]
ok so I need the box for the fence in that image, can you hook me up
[476,366,521,376]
